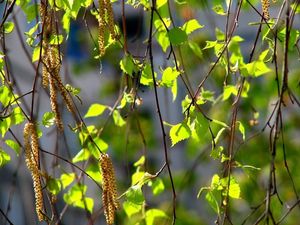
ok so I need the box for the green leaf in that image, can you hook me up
[60,173,75,189]
[72,148,90,163]
[112,110,126,127]
[4,22,14,34]
[63,184,93,213]
[140,63,155,86]
[126,185,145,205]
[5,139,20,155]
[123,201,142,218]
[0,85,12,107]
[237,121,245,141]
[205,191,220,214]
[212,4,227,15]
[168,27,188,45]
[182,19,204,35]
[49,34,64,45]
[145,209,168,225]
[161,67,180,87]
[188,41,203,59]
[149,178,165,196]
[170,122,191,146]
[156,31,170,52]
[32,46,43,62]
[75,197,94,214]
[242,61,271,77]
[203,40,218,50]
[0,150,10,167]
[42,112,55,127]
[47,177,62,195]
[84,104,107,118]
[120,54,137,76]
[223,85,237,100]
[134,156,145,167]
[156,0,167,8]
[86,163,101,183]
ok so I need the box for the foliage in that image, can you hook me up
[0,0,300,224]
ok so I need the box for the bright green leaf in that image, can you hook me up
[182,19,204,35]
[4,22,14,34]
[205,191,220,214]
[86,163,101,183]
[126,185,145,205]
[237,121,245,141]
[42,112,55,127]
[149,178,165,196]
[161,67,180,87]
[47,178,62,195]
[145,209,168,225]
[170,122,191,146]
[0,150,10,167]
[123,201,142,218]
[84,104,107,118]
[120,54,137,76]
[72,148,90,163]
[113,110,126,127]
[60,173,75,189]
[156,0,167,8]
[5,139,20,155]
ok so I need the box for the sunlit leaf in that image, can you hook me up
[0,150,10,167]
[72,148,90,163]
[170,122,191,146]
[4,22,14,34]
[84,104,107,118]
[182,19,204,35]
[60,173,75,189]
[112,110,126,127]
[47,177,62,195]
[123,201,142,218]
[145,209,168,225]
[42,112,55,128]
[5,139,20,155]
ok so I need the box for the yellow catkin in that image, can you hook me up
[104,0,116,40]
[23,122,44,221]
[261,0,270,20]
[49,73,64,130]
[99,154,119,225]
[98,0,106,57]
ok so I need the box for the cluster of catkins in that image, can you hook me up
[99,154,120,225]
[40,1,74,131]
[98,0,116,56]
[23,122,44,221]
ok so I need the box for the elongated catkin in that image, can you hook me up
[23,122,44,221]
[99,154,119,225]
[261,0,270,20]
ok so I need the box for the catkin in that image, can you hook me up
[23,122,44,221]
[98,0,106,56]
[98,0,117,57]
[261,0,270,20]
[104,0,116,39]
[99,154,119,225]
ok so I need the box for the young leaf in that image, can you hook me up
[123,201,142,218]
[60,173,75,189]
[42,112,55,127]
[4,22,14,34]
[205,191,220,214]
[5,139,20,155]
[170,122,191,146]
[0,150,10,167]
[113,110,126,127]
[145,209,168,225]
[72,148,90,163]
[149,178,165,196]
[126,185,145,205]
[47,177,62,195]
[182,19,204,35]
[84,104,107,118]
[168,27,188,45]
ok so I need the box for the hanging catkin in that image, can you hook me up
[99,154,119,225]
[261,0,270,20]
[39,2,75,129]
[23,122,44,221]
[98,0,117,57]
